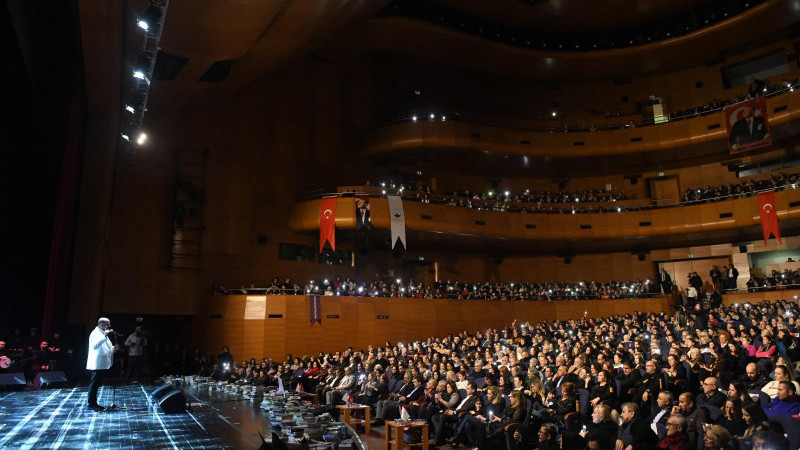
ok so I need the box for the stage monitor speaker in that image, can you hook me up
[150,384,187,414]
[0,372,26,390]
[34,371,67,389]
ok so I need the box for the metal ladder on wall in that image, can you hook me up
[169,148,208,271]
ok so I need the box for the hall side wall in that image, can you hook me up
[201,295,674,361]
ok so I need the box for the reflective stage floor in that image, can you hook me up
[0,384,266,449]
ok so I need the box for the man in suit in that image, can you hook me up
[432,381,479,445]
[729,104,770,151]
[659,269,672,295]
[616,402,659,450]
[86,317,119,411]
[726,265,739,290]
[374,373,420,424]
[649,391,673,426]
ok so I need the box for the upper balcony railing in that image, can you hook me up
[365,85,800,157]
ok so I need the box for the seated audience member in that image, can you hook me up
[726,381,754,407]
[431,381,479,446]
[649,390,674,426]
[761,364,800,398]
[532,422,559,450]
[697,377,726,408]
[374,372,415,425]
[326,366,355,405]
[355,372,386,406]
[456,386,500,447]
[741,403,769,438]
[403,378,436,420]
[740,362,769,391]
[469,390,525,450]
[658,414,693,450]
[763,380,800,416]
[717,397,746,437]
[670,392,709,444]
[750,428,792,450]
[578,404,619,450]
[701,424,733,450]
[616,402,658,450]
[589,370,617,409]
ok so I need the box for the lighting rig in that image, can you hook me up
[121,1,168,159]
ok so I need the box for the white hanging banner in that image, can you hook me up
[387,195,406,249]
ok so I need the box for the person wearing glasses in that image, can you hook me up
[657,415,692,450]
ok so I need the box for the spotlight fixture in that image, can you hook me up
[132,55,152,82]
[136,132,148,145]
[137,4,162,31]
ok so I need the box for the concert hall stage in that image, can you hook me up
[0,384,266,449]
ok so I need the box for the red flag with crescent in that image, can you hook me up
[758,191,781,245]
[319,196,337,252]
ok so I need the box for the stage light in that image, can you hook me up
[137,4,161,31]
[125,105,135,114]
[136,132,147,145]
[132,56,151,82]
[121,133,131,141]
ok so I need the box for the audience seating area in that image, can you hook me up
[347,169,800,215]
[197,299,800,449]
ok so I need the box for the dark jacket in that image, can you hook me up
[618,417,658,450]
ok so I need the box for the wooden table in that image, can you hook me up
[336,404,371,435]
[385,420,428,450]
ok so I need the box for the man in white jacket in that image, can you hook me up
[86,317,118,411]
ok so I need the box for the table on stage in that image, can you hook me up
[385,420,429,450]
[336,403,370,434]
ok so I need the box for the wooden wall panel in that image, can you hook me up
[201,295,672,360]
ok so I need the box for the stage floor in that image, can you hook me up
[0,384,266,449]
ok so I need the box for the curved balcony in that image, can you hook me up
[365,89,800,158]
[289,188,800,252]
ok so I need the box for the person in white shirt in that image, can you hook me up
[86,317,119,411]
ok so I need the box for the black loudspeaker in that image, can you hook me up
[638,254,646,261]
[34,371,67,389]
[739,246,748,253]
[0,372,26,390]
[150,384,187,414]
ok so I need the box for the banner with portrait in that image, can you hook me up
[725,97,771,155]
[355,195,371,231]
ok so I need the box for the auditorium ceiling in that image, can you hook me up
[79,0,800,116]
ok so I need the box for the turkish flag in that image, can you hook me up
[319,196,337,252]
[758,191,781,245]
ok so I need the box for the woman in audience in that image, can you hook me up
[589,370,616,409]
[549,381,579,427]
[761,364,800,397]
[472,390,525,450]
[755,334,777,360]
[701,424,733,450]
[717,397,746,437]
[457,386,503,448]
[578,404,618,450]
[665,354,688,393]
[741,402,769,438]
[727,381,754,407]
[524,377,545,406]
